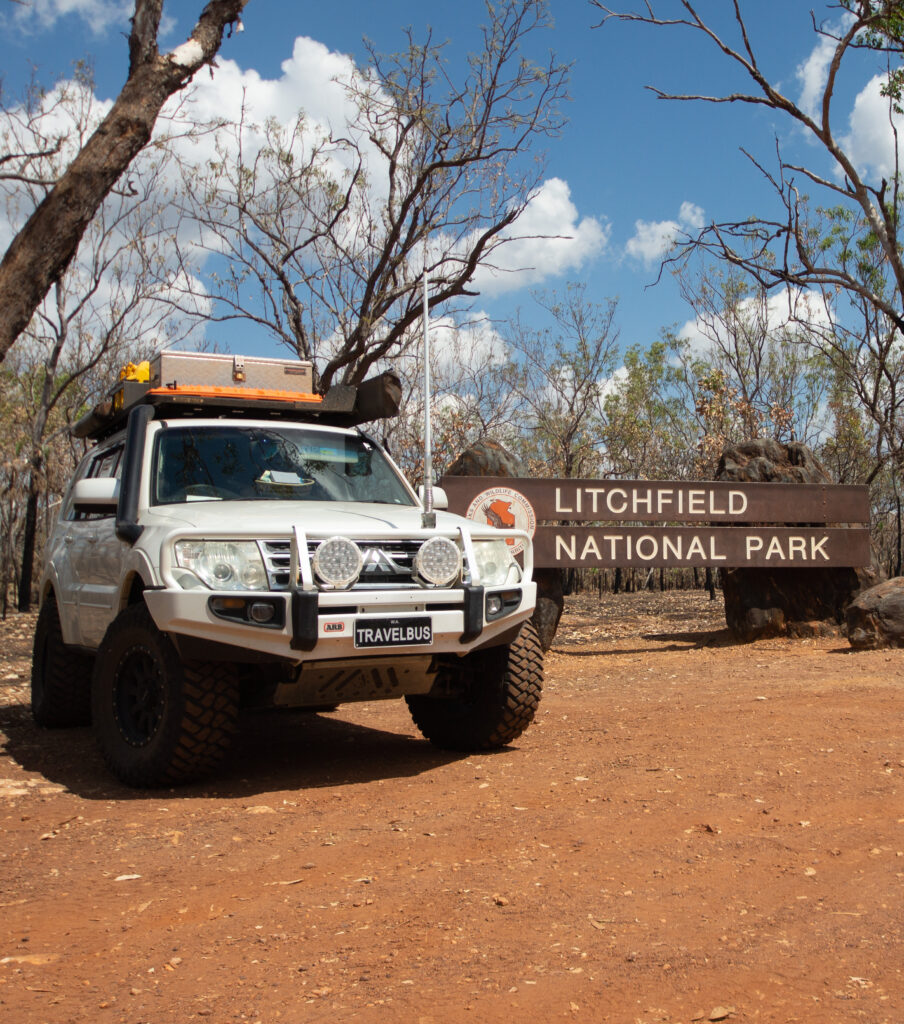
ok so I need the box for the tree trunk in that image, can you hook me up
[17,465,40,612]
[0,0,249,363]
[896,492,902,578]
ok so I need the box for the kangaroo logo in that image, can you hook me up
[466,486,536,556]
[482,498,517,544]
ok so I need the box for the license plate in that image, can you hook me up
[354,616,432,648]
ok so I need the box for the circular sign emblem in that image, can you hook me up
[465,486,537,556]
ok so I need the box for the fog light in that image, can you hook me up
[312,537,362,589]
[209,596,286,629]
[249,601,276,623]
[485,588,522,622]
[414,536,462,587]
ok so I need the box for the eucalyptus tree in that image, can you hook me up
[594,3,904,484]
[594,2,904,329]
[0,0,250,364]
[674,263,830,461]
[600,339,695,481]
[0,75,203,610]
[379,317,521,484]
[176,0,569,391]
[505,283,620,479]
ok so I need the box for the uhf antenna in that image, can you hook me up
[421,236,435,529]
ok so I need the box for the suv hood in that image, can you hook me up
[145,501,482,538]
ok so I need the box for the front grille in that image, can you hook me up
[262,540,293,589]
[356,540,421,587]
[261,538,425,591]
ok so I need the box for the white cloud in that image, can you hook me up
[794,14,904,182]
[470,178,608,296]
[796,33,838,120]
[2,32,605,353]
[156,38,355,164]
[164,43,604,299]
[0,78,114,238]
[599,364,629,401]
[677,286,832,358]
[14,0,130,34]
[0,75,209,351]
[795,10,858,121]
[171,37,358,139]
[677,200,705,231]
[842,73,904,179]
[429,315,507,374]
[626,201,704,268]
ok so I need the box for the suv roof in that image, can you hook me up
[74,371,402,442]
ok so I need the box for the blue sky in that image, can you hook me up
[0,1,892,360]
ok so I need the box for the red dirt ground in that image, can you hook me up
[1,591,902,1024]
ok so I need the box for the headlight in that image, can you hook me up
[470,539,522,586]
[414,536,462,587]
[174,540,268,591]
[312,536,362,589]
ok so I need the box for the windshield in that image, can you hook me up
[152,425,415,507]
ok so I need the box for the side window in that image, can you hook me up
[68,443,124,521]
[90,447,123,481]
[62,452,96,523]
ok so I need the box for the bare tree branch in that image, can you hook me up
[176,0,569,391]
[0,0,250,364]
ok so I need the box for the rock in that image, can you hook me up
[716,439,877,641]
[719,566,872,642]
[846,578,904,649]
[719,438,827,483]
[445,441,563,650]
[445,440,523,478]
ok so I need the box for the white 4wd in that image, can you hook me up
[32,368,542,787]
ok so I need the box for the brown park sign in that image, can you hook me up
[439,476,872,569]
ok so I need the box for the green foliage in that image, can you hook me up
[506,284,619,479]
[843,0,904,112]
[601,340,692,479]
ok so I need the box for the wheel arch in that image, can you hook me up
[122,572,147,608]
[37,575,56,607]
[116,547,158,614]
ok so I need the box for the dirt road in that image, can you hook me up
[1,592,902,1023]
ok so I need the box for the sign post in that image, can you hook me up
[439,476,872,569]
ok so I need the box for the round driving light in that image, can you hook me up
[414,536,462,587]
[486,594,504,617]
[312,536,362,589]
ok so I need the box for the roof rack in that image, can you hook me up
[72,352,401,441]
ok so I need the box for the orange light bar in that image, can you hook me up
[147,385,322,404]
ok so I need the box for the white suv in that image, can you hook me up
[32,392,542,787]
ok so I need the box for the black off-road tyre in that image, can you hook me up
[406,619,543,751]
[91,604,239,787]
[31,592,93,727]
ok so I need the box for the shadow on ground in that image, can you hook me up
[551,627,736,656]
[0,702,475,802]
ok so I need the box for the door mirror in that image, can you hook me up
[72,477,120,512]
